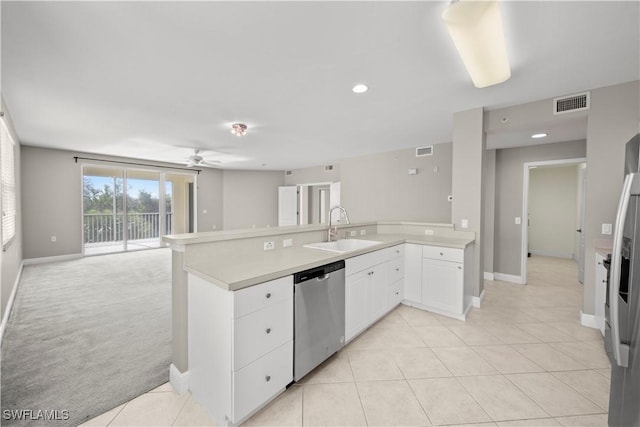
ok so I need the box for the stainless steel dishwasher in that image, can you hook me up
[293,260,345,381]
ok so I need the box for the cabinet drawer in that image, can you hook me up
[422,245,463,263]
[388,258,404,284]
[234,297,293,370]
[234,276,293,319]
[346,246,399,275]
[233,340,293,423]
[388,279,403,308]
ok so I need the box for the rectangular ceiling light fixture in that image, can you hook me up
[442,0,511,88]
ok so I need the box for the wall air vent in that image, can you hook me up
[554,92,590,115]
[325,165,334,171]
[416,146,433,157]
[285,170,292,176]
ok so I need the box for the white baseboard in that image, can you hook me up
[493,272,525,285]
[23,253,83,265]
[580,310,601,330]
[170,363,189,395]
[0,260,24,346]
[530,250,574,259]
[472,289,486,308]
[483,272,495,281]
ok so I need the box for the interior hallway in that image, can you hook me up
[82,255,610,427]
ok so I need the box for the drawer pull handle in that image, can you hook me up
[458,266,462,270]
[266,328,271,334]
[440,252,444,256]
[265,375,271,382]
[395,268,400,272]
[265,293,271,299]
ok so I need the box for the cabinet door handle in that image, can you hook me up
[458,266,462,270]
[395,268,400,272]
[265,375,271,382]
[265,293,271,299]
[440,252,444,256]
[265,328,271,334]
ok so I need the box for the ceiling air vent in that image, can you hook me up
[554,92,590,115]
[416,146,433,157]
[285,170,292,176]
[325,165,334,171]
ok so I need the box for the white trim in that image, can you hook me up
[580,310,600,330]
[472,289,486,308]
[483,272,495,280]
[493,272,526,285]
[23,253,82,266]
[522,157,587,285]
[0,260,24,346]
[529,250,574,259]
[170,363,189,395]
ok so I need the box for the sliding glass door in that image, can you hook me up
[83,165,195,256]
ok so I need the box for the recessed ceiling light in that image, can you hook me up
[352,84,368,94]
[531,133,548,139]
[231,123,247,137]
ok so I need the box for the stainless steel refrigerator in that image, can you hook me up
[608,133,640,427]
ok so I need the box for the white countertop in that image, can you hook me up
[184,233,474,291]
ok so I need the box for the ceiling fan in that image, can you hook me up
[185,149,221,168]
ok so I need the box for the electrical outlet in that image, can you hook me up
[424,229,434,236]
[50,235,57,242]
[350,230,357,237]
[602,223,612,235]
[461,219,468,229]
[360,229,366,236]
[283,239,293,247]
[263,241,275,250]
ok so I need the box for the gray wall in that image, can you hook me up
[528,165,579,258]
[451,108,485,298]
[1,98,23,320]
[483,149,496,274]
[222,170,284,230]
[286,144,453,223]
[493,140,586,276]
[583,81,640,314]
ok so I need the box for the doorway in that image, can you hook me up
[521,158,587,284]
[82,165,196,255]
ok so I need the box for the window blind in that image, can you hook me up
[1,119,16,248]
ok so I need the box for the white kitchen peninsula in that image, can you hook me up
[163,221,475,426]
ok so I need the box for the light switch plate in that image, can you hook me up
[424,229,434,236]
[461,219,468,229]
[350,230,357,236]
[515,217,522,225]
[283,239,293,247]
[360,229,366,235]
[602,223,612,235]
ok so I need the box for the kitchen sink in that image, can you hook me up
[303,239,383,254]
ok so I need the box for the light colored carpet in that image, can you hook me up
[1,249,172,426]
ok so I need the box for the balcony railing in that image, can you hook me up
[83,212,173,244]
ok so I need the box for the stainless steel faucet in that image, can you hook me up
[327,205,350,242]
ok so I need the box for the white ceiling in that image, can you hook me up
[2,1,638,170]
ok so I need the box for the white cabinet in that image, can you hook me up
[402,244,473,320]
[422,257,464,314]
[404,244,423,303]
[595,252,607,335]
[345,245,403,342]
[188,274,293,426]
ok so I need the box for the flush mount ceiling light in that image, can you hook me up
[352,84,368,94]
[442,0,511,88]
[531,133,548,139]
[230,123,247,137]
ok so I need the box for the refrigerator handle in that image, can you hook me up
[611,173,639,368]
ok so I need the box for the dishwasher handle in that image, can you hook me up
[316,274,330,282]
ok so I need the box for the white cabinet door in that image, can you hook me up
[345,270,370,342]
[370,263,389,321]
[404,244,422,303]
[422,258,464,314]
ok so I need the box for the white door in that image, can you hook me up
[329,182,341,223]
[278,186,298,226]
[577,164,587,283]
[422,258,463,314]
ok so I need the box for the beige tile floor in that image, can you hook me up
[82,256,611,427]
